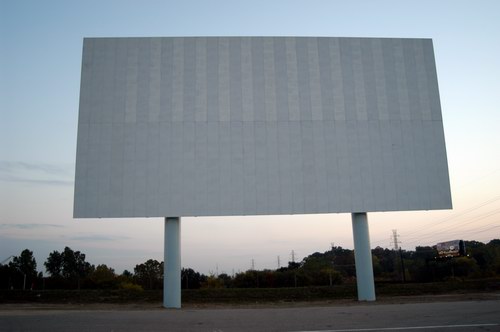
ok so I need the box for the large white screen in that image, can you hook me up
[74,37,452,218]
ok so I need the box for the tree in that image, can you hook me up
[10,249,37,277]
[217,273,232,287]
[134,259,163,290]
[232,270,260,288]
[44,247,94,289]
[89,264,117,289]
[122,270,133,278]
[405,246,437,282]
[202,275,225,288]
[45,250,64,277]
[372,246,397,280]
[63,247,94,289]
[287,261,301,270]
[181,268,206,289]
[9,249,38,290]
[487,240,500,275]
[452,257,479,278]
[330,246,356,278]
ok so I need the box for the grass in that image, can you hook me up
[1,279,499,305]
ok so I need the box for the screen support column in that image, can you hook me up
[164,217,181,308]
[352,212,376,301]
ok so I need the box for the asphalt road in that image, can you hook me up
[1,299,499,332]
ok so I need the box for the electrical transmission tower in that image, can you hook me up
[391,229,406,283]
[391,229,401,250]
[1,256,14,265]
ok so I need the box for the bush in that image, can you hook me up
[119,282,143,291]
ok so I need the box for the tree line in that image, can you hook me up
[1,239,499,291]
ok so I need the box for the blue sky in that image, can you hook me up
[1,0,499,274]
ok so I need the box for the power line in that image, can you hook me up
[416,206,500,236]
[403,195,500,238]
[414,221,500,241]
[404,226,500,248]
[371,195,500,248]
[460,225,500,237]
[403,207,500,245]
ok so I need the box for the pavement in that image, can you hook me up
[1,293,499,331]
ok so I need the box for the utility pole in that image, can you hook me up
[330,242,335,287]
[291,250,298,287]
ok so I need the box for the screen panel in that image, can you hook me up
[74,37,452,218]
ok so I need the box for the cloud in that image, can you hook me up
[69,234,131,242]
[0,175,73,186]
[0,223,65,230]
[0,160,74,186]
[0,161,74,176]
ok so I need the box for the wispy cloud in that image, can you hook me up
[69,234,131,242]
[0,223,65,230]
[0,161,74,186]
[0,175,73,186]
[0,161,73,176]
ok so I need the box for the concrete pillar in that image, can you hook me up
[164,217,181,308]
[351,212,376,301]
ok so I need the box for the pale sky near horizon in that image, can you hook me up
[1,0,499,275]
